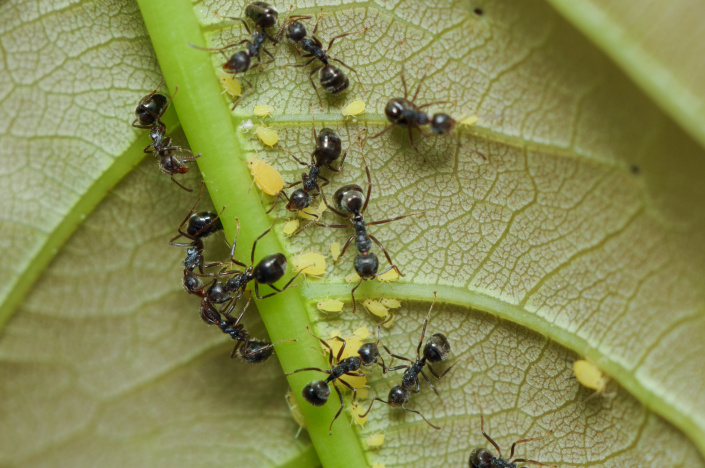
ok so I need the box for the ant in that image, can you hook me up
[276,109,363,233]
[317,156,424,313]
[286,319,389,435]
[191,3,280,108]
[202,298,294,363]
[281,9,366,106]
[469,402,556,468]
[169,183,226,273]
[132,83,201,191]
[359,293,454,429]
[368,67,486,162]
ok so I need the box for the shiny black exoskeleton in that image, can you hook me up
[169,183,225,273]
[287,322,387,435]
[281,10,366,105]
[133,92,168,129]
[245,1,278,28]
[318,159,423,312]
[360,294,454,429]
[370,68,486,162]
[468,408,556,468]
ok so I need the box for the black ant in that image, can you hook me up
[469,403,556,468]
[281,9,366,106]
[191,3,280,108]
[132,84,201,191]
[317,156,424,313]
[369,68,486,162]
[169,183,226,273]
[286,319,389,435]
[359,293,453,429]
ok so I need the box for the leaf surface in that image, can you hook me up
[2,0,705,467]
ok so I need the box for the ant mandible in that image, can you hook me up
[359,293,454,429]
[368,67,486,162]
[191,2,280,108]
[287,318,389,435]
[281,9,366,107]
[469,400,556,468]
[317,155,424,313]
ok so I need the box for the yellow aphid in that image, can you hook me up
[356,387,369,401]
[330,242,341,261]
[283,219,300,236]
[218,73,241,97]
[382,314,396,328]
[317,298,344,313]
[247,156,284,196]
[363,298,390,319]
[299,200,327,221]
[345,272,361,283]
[350,401,368,426]
[377,268,399,283]
[366,433,385,448]
[379,298,401,309]
[353,327,370,340]
[573,359,609,393]
[255,125,279,146]
[253,104,274,117]
[285,389,306,438]
[342,99,366,117]
[293,252,326,276]
[460,115,479,126]
[372,464,385,468]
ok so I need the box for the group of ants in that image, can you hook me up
[130,2,556,467]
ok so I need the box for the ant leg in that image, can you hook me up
[278,144,309,167]
[366,124,394,142]
[169,181,206,243]
[291,215,319,237]
[334,235,355,264]
[415,292,438,357]
[361,159,372,214]
[226,218,250,269]
[420,370,440,397]
[253,266,305,299]
[318,188,350,219]
[327,128,365,172]
[250,217,277,264]
[366,211,426,226]
[400,66,409,99]
[189,40,249,53]
[170,175,194,192]
[311,7,324,36]
[411,72,429,104]
[401,405,440,429]
[326,29,367,52]
[282,56,317,68]
[329,335,347,363]
[417,100,456,110]
[305,325,338,367]
[350,278,363,314]
[230,341,244,359]
[328,382,345,435]
[477,399,504,459]
[307,65,324,108]
[213,12,252,35]
[509,430,555,460]
[408,126,426,162]
[329,57,366,93]
[359,397,389,419]
[367,234,403,277]
[285,367,329,376]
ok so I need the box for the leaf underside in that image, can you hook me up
[1,0,705,467]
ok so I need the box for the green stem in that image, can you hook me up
[134,2,367,467]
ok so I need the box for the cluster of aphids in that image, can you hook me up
[126,2,614,466]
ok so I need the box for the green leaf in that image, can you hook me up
[2,0,705,467]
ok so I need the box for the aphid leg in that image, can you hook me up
[509,430,555,460]
[400,404,440,429]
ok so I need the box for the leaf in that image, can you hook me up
[2,0,705,467]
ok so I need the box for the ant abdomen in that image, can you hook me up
[354,253,378,278]
[358,343,379,366]
[224,51,252,73]
[241,340,275,363]
[430,113,456,134]
[252,253,287,284]
[469,448,494,468]
[314,128,342,163]
[287,188,311,211]
[320,65,349,94]
[424,333,451,363]
[303,380,331,406]
[388,385,409,406]
[186,212,224,238]
[135,93,168,127]
[246,1,278,28]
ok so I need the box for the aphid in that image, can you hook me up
[469,404,556,468]
[317,298,345,313]
[293,252,326,276]
[255,125,279,146]
[169,183,225,273]
[330,241,341,261]
[372,464,385,468]
[363,298,390,319]
[318,157,424,312]
[342,100,366,117]
[379,298,401,309]
[359,293,453,429]
[287,323,387,435]
[298,200,326,221]
[345,272,361,284]
[460,115,478,126]
[281,10,367,106]
[350,401,368,425]
[366,433,385,448]
[253,104,274,117]
[376,268,399,283]
[572,359,615,399]
[191,3,280,108]
[369,68,486,162]
[248,155,284,195]
[219,73,242,98]
[282,219,300,236]
[285,389,307,438]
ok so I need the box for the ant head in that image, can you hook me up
[286,20,307,42]
[333,184,364,213]
[423,333,450,363]
[469,448,494,468]
[224,51,251,73]
[319,65,349,94]
[253,253,287,284]
[357,343,379,366]
[186,212,223,238]
[246,2,278,28]
[314,128,342,163]
[160,154,189,175]
[430,113,456,134]
[287,188,311,211]
[354,253,379,279]
[135,93,168,126]
[241,340,274,363]
[302,380,330,406]
[387,385,409,406]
